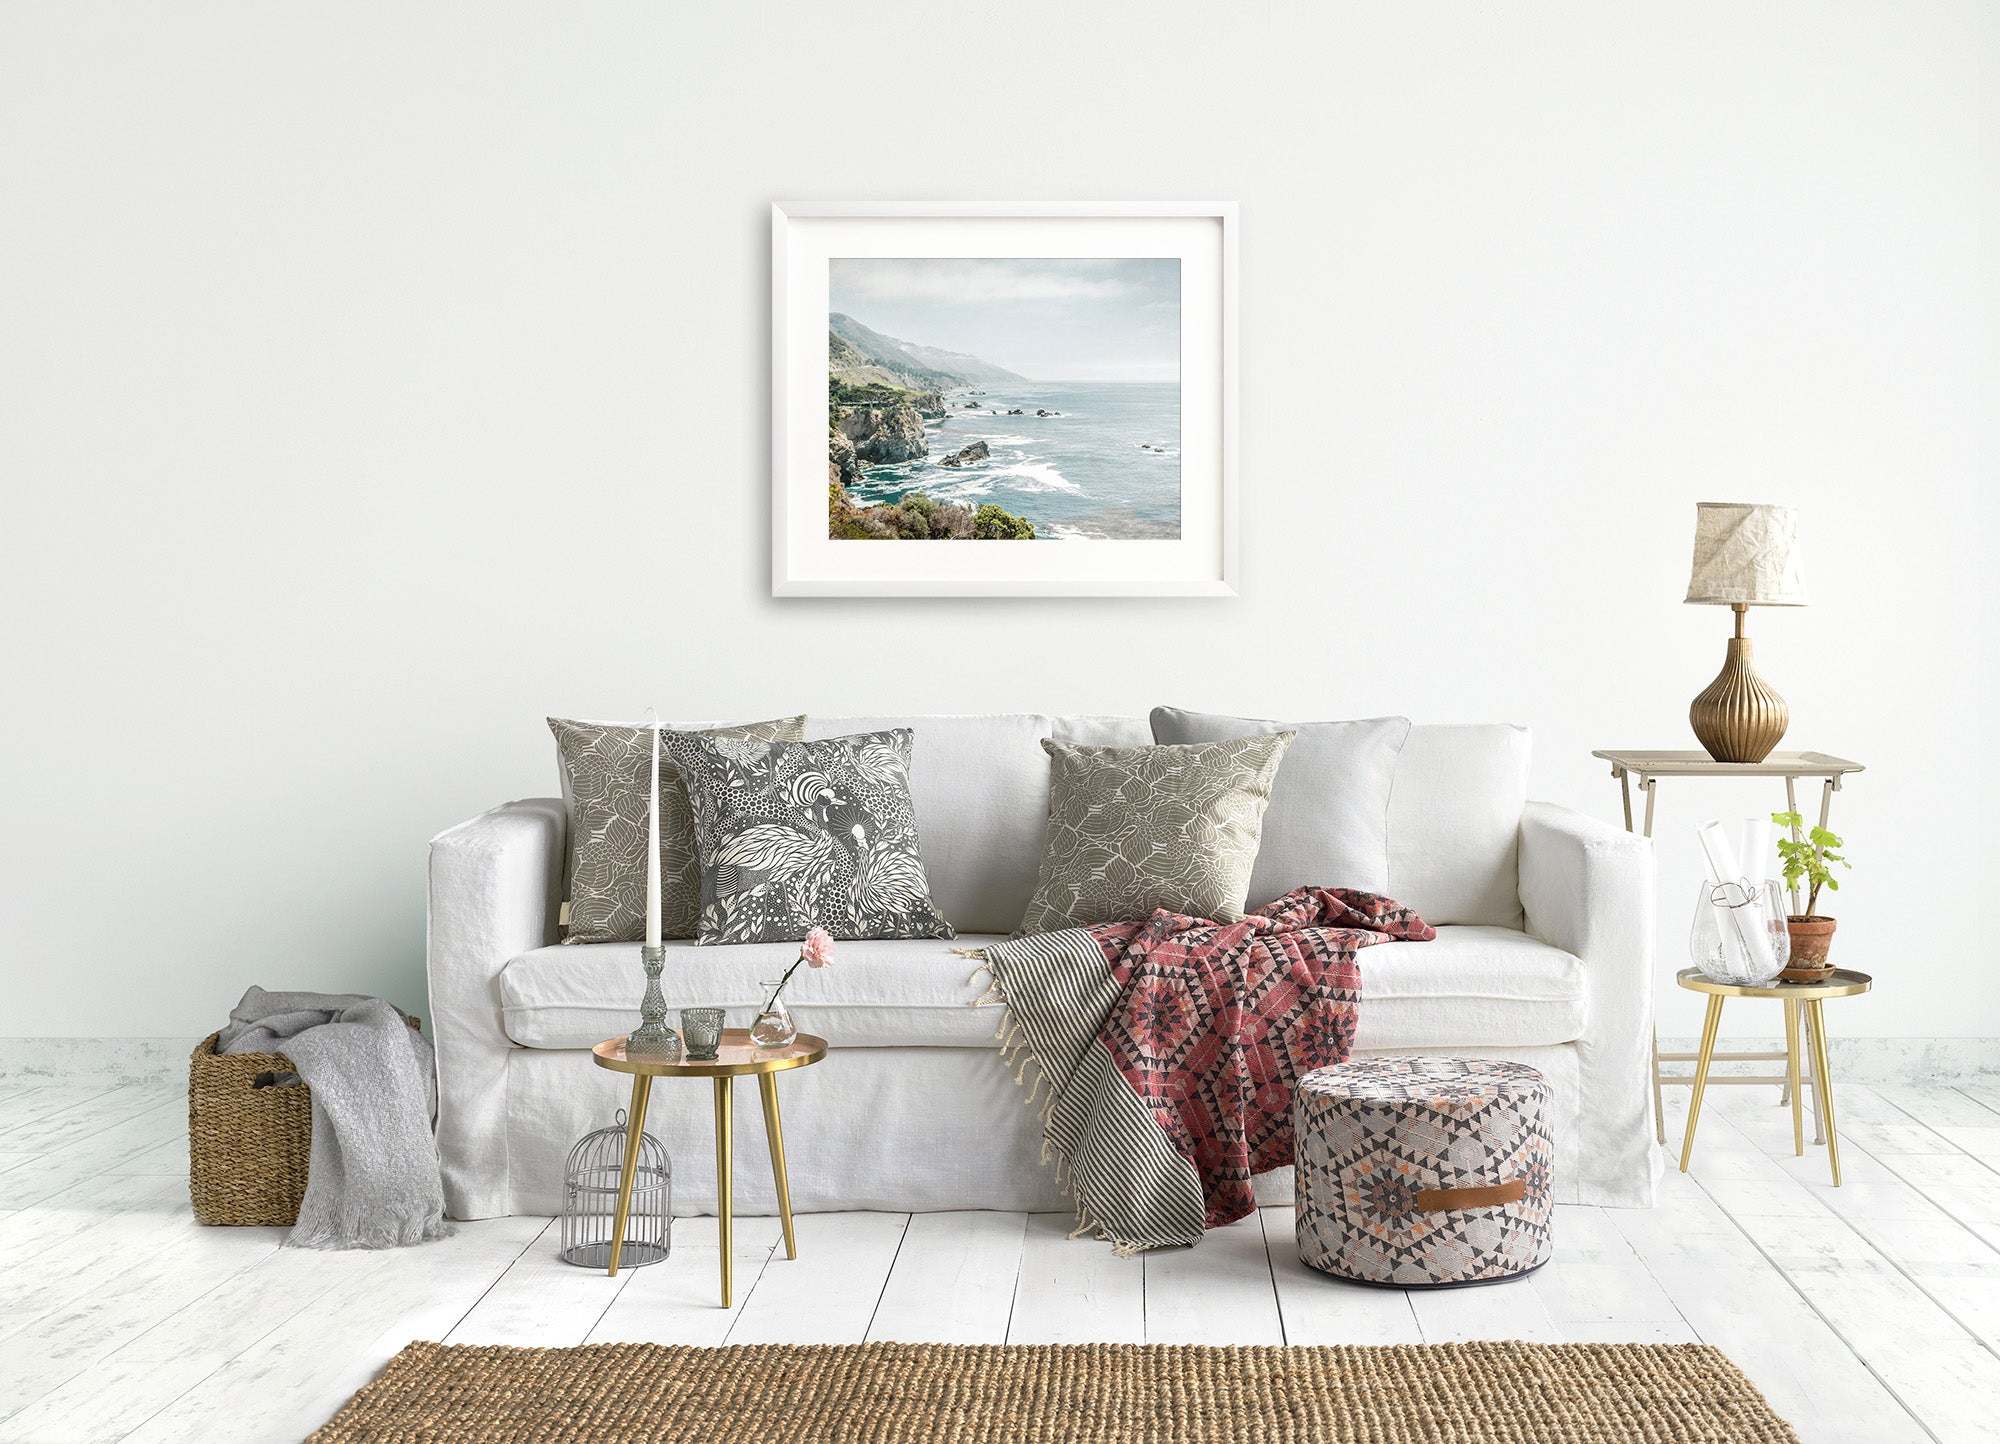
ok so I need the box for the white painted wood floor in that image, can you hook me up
[3,1078,1999,1443]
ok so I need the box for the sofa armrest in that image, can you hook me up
[426,797,564,1218]
[1518,800,1659,1206]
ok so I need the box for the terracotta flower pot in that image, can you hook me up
[1783,915,1837,982]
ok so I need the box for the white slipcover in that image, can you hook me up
[426,717,1659,1222]
[494,1040,1586,1218]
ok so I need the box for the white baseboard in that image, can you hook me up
[0,1036,201,1087]
[1655,1035,2000,1084]
[2,1034,1997,1090]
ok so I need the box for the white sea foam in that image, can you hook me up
[1044,522,1102,541]
[989,461,1081,494]
[927,477,995,500]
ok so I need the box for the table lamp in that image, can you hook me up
[1684,502,1807,763]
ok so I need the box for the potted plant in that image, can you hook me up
[1770,810,1850,980]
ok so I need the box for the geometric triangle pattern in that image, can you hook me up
[1294,1056,1554,1287]
[1090,887,1436,1231]
[986,886,1438,1251]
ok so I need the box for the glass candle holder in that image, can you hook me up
[679,1007,725,1061]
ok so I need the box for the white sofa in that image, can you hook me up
[427,715,1659,1220]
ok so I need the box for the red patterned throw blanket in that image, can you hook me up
[971,887,1434,1253]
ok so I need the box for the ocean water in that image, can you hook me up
[845,381,1180,540]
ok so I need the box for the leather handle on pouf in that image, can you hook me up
[1415,1179,1526,1211]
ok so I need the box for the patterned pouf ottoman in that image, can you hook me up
[1294,1056,1554,1287]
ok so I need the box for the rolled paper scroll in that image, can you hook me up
[1696,819,1778,977]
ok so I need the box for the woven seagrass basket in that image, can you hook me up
[187,1015,418,1226]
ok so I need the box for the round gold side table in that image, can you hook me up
[1674,967,1870,1186]
[593,1029,827,1306]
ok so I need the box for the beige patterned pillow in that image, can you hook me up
[548,716,806,943]
[1018,733,1294,935]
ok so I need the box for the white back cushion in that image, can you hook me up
[1051,715,1151,747]
[1148,708,1409,903]
[1387,724,1531,927]
[806,715,1054,935]
[797,714,1528,932]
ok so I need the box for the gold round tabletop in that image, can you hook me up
[592,1029,827,1078]
[1674,966,1872,1001]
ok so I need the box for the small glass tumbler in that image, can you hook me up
[751,986,798,1048]
[679,1007,725,1061]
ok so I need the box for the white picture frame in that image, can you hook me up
[771,201,1238,597]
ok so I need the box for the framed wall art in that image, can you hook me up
[772,201,1237,596]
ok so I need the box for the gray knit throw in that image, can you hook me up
[219,987,450,1250]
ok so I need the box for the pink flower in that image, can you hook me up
[801,927,835,968]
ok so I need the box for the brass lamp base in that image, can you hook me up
[1690,605,1789,763]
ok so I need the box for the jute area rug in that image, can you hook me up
[313,1339,1799,1442]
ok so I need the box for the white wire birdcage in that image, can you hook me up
[559,1108,670,1268]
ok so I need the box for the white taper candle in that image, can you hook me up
[645,717,662,948]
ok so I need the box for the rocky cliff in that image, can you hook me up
[836,399,927,463]
[828,425,860,486]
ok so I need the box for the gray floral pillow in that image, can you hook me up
[1018,734,1294,935]
[548,715,805,943]
[666,728,955,945]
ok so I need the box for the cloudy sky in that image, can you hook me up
[830,258,1180,382]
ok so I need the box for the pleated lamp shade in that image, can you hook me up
[1685,503,1807,607]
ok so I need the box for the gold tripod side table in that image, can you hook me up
[1675,967,1871,1185]
[592,1029,827,1306]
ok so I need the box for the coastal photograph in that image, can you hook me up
[827,258,1181,541]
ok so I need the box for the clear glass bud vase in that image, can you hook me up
[750,986,797,1048]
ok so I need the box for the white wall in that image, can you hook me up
[3,1,1992,1045]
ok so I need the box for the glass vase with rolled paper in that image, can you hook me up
[1690,819,1791,987]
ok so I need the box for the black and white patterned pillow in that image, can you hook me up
[665,728,955,945]
[548,715,806,943]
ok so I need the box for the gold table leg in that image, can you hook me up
[1650,1029,1667,1146]
[714,1076,734,1308]
[759,1072,797,1260]
[1784,999,1805,1156]
[606,1073,652,1277]
[1806,999,1842,1186]
[1679,995,1725,1173]
[1803,1019,1827,1146]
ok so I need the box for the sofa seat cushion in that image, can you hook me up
[501,924,1581,1054]
[501,935,1004,1050]
[1358,925,1585,1051]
